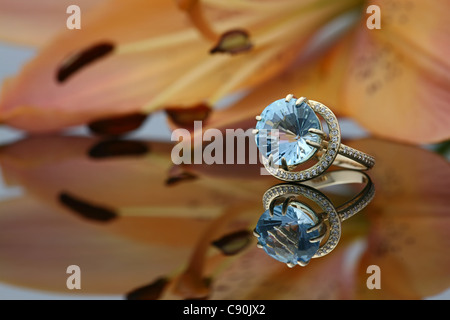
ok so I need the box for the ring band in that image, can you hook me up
[253,170,375,267]
[301,170,375,221]
[254,95,375,181]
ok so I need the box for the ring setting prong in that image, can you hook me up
[295,97,307,105]
[285,94,294,102]
[281,157,289,171]
[305,139,322,149]
[268,154,274,167]
[297,260,309,267]
[309,233,326,243]
[269,200,275,217]
[287,262,296,268]
[307,222,323,234]
[308,128,328,139]
[281,196,295,216]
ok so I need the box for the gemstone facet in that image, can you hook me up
[255,203,320,266]
[255,98,322,167]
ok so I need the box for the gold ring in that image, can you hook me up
[253,170,375,267]
[253,94,375,181]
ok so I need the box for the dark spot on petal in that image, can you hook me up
[88,139,149,159]
[59,192,116,222]
[357,68,373,80]
[57,42,114,83]
[210,29,253,54]
[88,113,149,136]
[366,81,382,95]
[375,240,390,257]
[126,277,168,300]
[212,230,252,256]
[165,171,197,186]
[165,103,211,131]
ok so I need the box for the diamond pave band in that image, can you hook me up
[254,95,375,181]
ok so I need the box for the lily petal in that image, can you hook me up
[0,0,106,46]
[341,20,450,143]
[348,138,450,299]
[0,195,193,294]
[0,0,361,132]
[183,0,450,145]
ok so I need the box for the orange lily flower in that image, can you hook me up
[1,0,448,143]
[0,135,448,298]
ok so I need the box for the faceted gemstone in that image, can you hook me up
[255,203,320,266]
[255,98,322,166]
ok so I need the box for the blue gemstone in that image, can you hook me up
[255,204,320,266]
[255,98,322,167]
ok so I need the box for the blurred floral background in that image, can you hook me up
[0,0,449,299]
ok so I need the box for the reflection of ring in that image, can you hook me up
[253,170,375,267]
[253,95,375,181]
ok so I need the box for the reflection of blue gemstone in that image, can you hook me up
[255,98,322,167]
[255,204,320,266]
